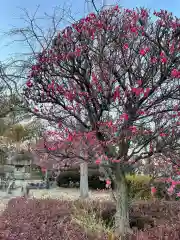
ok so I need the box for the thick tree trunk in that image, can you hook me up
[115,171,131,238]
[80,162,89,199]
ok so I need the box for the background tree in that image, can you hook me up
[7,4,180,237]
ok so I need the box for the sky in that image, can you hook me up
[0,0,179,62]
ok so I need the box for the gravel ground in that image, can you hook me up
[30,187,112,200]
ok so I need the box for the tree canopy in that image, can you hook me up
[23,7,180,171]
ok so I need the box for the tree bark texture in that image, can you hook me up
[115,169,131,238]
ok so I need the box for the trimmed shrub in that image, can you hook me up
[0,197,106,240]
[1,197,180,239]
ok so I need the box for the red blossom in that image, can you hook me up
[161,57,167,63]
[123,43,129,50]
[121,113,129,121]
[113,86,120,101]
[137,110,145,115]
[139,49,146,56]
[143,88,150,97]
[151,57,157,64]
[131,87,143,96]
[26,80,33,87]
[34,107,39,112]
[129,126,137,133]
[95,159,101,164]
[105,179,111,186]
[151,186,157,194]
[171,69,180,78]
[159,132,167,137]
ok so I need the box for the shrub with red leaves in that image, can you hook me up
[0,197,105,240]
[1,197,180,240]
[99,200,180,240]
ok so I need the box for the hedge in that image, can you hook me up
[1,197,180,239]
[0,197,104,240]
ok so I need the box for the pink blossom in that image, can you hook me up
[160,52,165,57]
[34,108,39,112]
[167,186,174,195]
[143,88,150,97]
[161,57,167,63]
[151,186,157,194]
[139,49,146,56]
[131,87,143,96]
[123,43,129,50]
[113,5,119,11]
[129,126,137,133]
[131,27,138,33]
[112,159,121,163]
[26,80,33,87]
[177,192,180,197]
[106,179,111,186]
[121,113,129,121]
[151,57,157,64]
[67,134,73,142]
[171,69,180,78]
[159,132,166,137]
[95,159,101,164]
[138,110,145,115]
[139,47,149,56]
[113,86,120,101]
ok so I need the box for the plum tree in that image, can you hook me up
[22,5,180,237]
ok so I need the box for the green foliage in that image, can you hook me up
[126,174,152,200]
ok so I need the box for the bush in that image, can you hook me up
[0,197,106,240]
[126,175,152,200]
[72,199,180,239]
[1,197,180,239]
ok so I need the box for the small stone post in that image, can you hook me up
[80,162,89,199]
